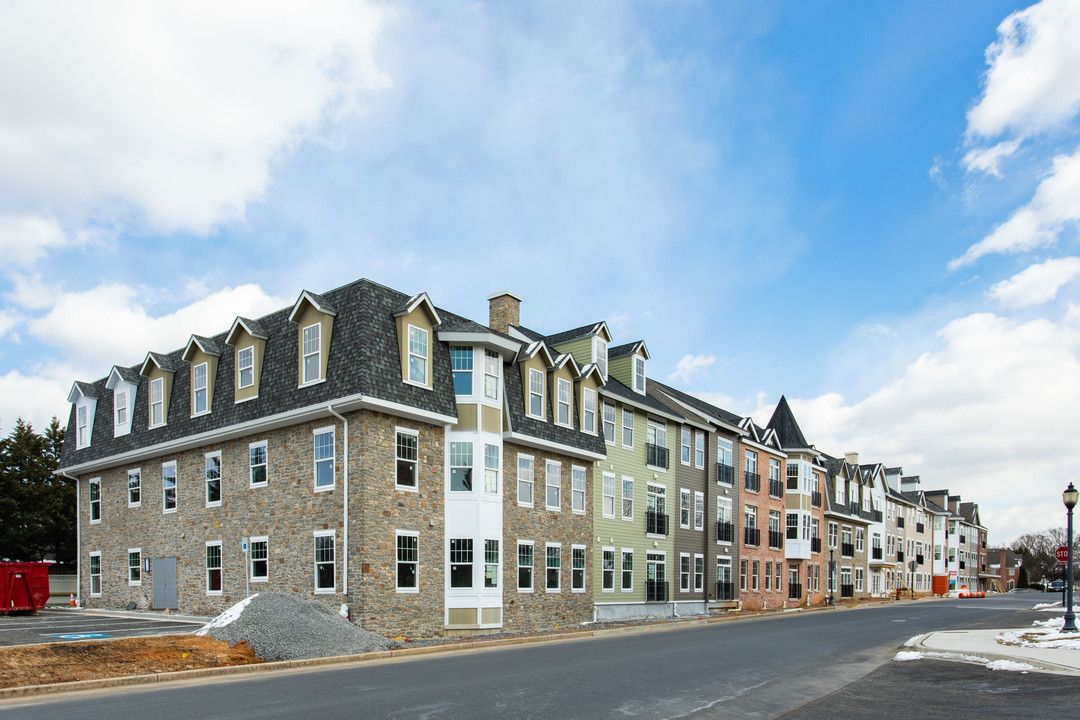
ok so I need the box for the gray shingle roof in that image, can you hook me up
[510,325,545,342]
[609,341,644,358]
[543,323,604,348]
[503,354,606,457]
[647,379,743,427]
[601,376,677,417]
[766,395,811,449]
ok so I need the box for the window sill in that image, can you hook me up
[601,588,615,594]
[646,465,667,473]
[148,423,166,430]
[250,482,268,489]
[314,485,336,493]
[395,484,419,493]
[572,509,586,516]
[90,519,101,525]
[206,502,222,509]
[571,588,586,594]
[299,377,327,389]
[163,508,176,514]
[128,581,142,587]
[207,591,222,597]
[396,588,419,594]
[251,578,268,584]
[235,394,259,404]
[545,588,561,594]
[402,378,432,391]
[517,588,534,594]
[191,410,211,419]
[128,503,141,509]
[518,501,534,509]
[314,588,336,595]
[545,507,561,513]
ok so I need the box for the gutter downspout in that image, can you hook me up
[327,404,349,615]
[57,470,80,609]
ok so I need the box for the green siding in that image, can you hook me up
[554,337,592,369]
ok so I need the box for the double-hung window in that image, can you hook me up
[622,550,634,591]
[450,539,473,588]
[517,454,534,506]
[249,441,268,487]
[602,472,616,518]
[450,346,472,395]
[89,478,101,523]
[694,491,705,531]
[450,442,473,492]
[622,408,634,448]
[571,466,586,514]
[694,555,704,592]
[89,552,101,596]
[621,476,634,520]
[192,362,208,415]
[483,350,500,400]
[396,431,418,489]
[206,541,222,595]
[250,536,268,582]
[546,544,561,592]
[314,427,335,490]
[681,428,691,465]
[302,323,321,384]
[594,336,608,379]
[545,460,561,511]
[556,378,572,426]
[484,444,500,494]
[681,554,691,592]
[695,431,705,468]
[602,402,616,443]
[680,489,691,528]
[646,419,667,469]
[407,326,428,385]
[528,369,544,418]
[633,355,646,393]
[205,452,221,507]
[582,388,597,433]
[115,391,128,428]
[602,548,615,591]
[238,346,254,389]
[150,377,164,427]
[314,531,335,592]
[128,548,141,585]
[518,542,533,591]
[77,405,89,447]
[572,546,586,592]
[396,532,418,592]
[162,462,177,512]
[484,539,499,588]
[128,469,141,507]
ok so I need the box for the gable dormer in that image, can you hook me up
[518,341,557,420]
[551,353,580,428]
[226,316,268,404]
[609,341,649,395]
[289,290,337,387]
[546,322,613,381]
[139,351,180,428]
[67,381,99,450]
[105,366,140,437]
[182,335,223,416]
[392,292,441,389]
[576,363,604,435]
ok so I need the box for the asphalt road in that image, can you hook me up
[2,595,1076,719]
[0,608,205,646]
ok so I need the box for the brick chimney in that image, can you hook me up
[487,291,522,333]
[844,451,859,466]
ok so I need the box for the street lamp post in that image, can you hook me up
[828,548,835,606]
[1064,483,1078,633]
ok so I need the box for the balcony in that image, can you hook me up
[646,444,669,470]
[769,478,784,498]
[717,463,735,485]
[744,471,760,492]
[646,510,669,536]
[896,551,905,563]
[916,522,925,534]
[744,527,760,546]
[841,542,855,558]
[716,521,734,543]
[716,581,736,601]
[897,517,905,529]
[811,537,822,553]
[787,526,799,540]
[959,561,966,570]
[788,582,803,600]
[916,554,925,565]
[646,580,668,603]
[872,547,883,560]
[811,491,822,508]
[768,530,784,549]
[841,584,855,599]
[872,510,883,522]
[849,502,861,516]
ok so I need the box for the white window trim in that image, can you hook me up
[249,535,269,583]
[89,478,101,524]
[694,553,705,592]
[76,402,92,448]
[162,461,177,513]
[206,540,223,596]
[545,460,561,512]
[571,465,587,515]
[395,427,420,493]
[127,468,141,508]
[517,453,534,508]
[621,475,634,521]
[633,355,646,394]
[527,367,545,419]
[517,540,534,593]
[582,387,597,435]
[314,529,336,594]
[149,377,165,428]
[301,322,322,386]
[396,530,420,594]
[405,324,430,388]
[237,345,255,390]
[694,491,705,532]
[694,431,705,469]
[680,488,691,529]
[128,547,142,586]
[571,544,587,594]
[205,450,222,508]
[191,361,210,417]
[622,408,634,449]
[621,548,634,593]
[545,542,561,594]
[249,440,268,488]
[89,551,102,596]
[680,552,691,592]
[601,546,616,593]
[602,471,616,519]
[555,377,572,428]
[602,401,616,443]
[680,428,692,466]
[313,425,335,492]
[114,389,129,436]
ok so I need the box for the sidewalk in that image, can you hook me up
[913,627,1080,676]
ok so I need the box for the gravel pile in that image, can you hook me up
[197,592,401,661]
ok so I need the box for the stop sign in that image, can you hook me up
[1056,546,1069,564]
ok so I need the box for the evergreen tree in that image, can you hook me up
[0,418,73,563]
[1017,564,1029,589]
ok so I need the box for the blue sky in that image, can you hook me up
[2,1,1079,545]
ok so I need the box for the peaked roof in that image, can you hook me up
[647,379,744,429]
[766,395,811,450]
[226,316,269,344]
[609,340,649,359]
[543,321,610,347]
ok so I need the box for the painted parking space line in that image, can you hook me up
[50,633,112,640]
[39,624,201,637]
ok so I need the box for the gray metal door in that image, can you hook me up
[152,557,177,609]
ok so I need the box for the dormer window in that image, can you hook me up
[408,325,428,385]
[634,355,646,394]
[238,346,254,388]
[192,362,209,415]
[115,391,128,427]
[582,388,597,434]
[556,378,572,426]
[302,323,321,384]
[483,350,499,400]
[594,336,608,379]
[68,382,99,449]
[150,377,164,427]
[528,368,544,418]
[77,405,89,447]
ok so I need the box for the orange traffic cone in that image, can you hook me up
[69,593,76,607]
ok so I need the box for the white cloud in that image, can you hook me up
[949,147,1080,269]
[668,353,717,384]
[0,215,72,269]
[0,309,19,340]
[28,282,288,371]
[788,310,1080,545]
[0,1,391,238]
[966,0,1080,142]
[987,257,1080,308]
[961,139,1022,177]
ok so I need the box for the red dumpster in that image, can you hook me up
[0,562,51,614]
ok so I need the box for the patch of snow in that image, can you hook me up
[195,593,259,635]
[986,660,1035,672]
[894,651,924,661]
[902,634,926,648]
[893,650,989,663]
[995,616,1080,651]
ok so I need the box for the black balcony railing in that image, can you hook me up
[744,527,760,546]
[646,510,669,536]
[769,478,784,498]
[872,547,883,560]
[916,554,925,565]
[841,542,855,558]
[786,526,799,540]
[959,561,966,569]
[811,491,822,507]
[717,463,735,485]
[716,521,734,543]
[872,510,883,522]
[744,471,760,492]
[897,517,905,529]
[897,550,905,562]
[768,530,784,549]
[646,444,669,469]
[646,580,668,602]
[788,582,803,600]
[916,523,925,534]
[841,584,855,598]
[811,537,822,553]
[849,501,861,516]
[716,581,735,601]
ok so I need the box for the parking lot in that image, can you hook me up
[0,608,207,647]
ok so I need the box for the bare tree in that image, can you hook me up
[1012,528,1078,584]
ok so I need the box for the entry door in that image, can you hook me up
[152,557,177,609]
[788,565,799,599]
